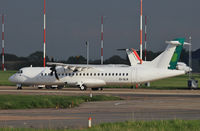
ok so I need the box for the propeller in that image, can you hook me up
[50,65,59,80]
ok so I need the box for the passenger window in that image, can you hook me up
[94,73,96,76]
[116,73,118,76]
[69,73,71,76]
[119,73,121,76]
[126,73,128,76]
[123,73,125,76]
[87,73,89,76]
[98,73,100,76]
[41,73,43,76]
[112,73,114,76]
[105,73,107,76]
[109,73,111,76]
[83,73,85,76]
[79,73,82,76]
[90,73,92,76]
[101,73,104,76]
[76,73,78,76]
[72,73,74,76]
[65,73,68,76]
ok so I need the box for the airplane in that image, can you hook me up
[9,38,186,90]
[126,38,192,72]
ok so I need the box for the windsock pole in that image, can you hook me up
[2,14,5,71]
[101,16,103,65]
[140,0,143,61]
[43,0,46,67]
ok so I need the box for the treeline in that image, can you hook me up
[0,48,200,72]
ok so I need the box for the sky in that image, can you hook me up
[0,0,199,60]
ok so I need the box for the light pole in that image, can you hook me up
[86,41,89,65]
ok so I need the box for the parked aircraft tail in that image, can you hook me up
[126,38,187,69]
[168,38,185,69]
[126,48,142,66]
[150,38,184,69]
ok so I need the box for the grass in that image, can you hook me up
[0,95,121,109]
[1,120,200,131]
[0,70,16,86]
[141,73,200,89]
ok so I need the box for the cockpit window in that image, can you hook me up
[17,70,23,74]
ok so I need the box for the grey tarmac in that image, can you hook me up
[0,86,200,129]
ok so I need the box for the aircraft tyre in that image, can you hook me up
[38,87,43,89]
[80,85,87,91]
[17,84,22,90]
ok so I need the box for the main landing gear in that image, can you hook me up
[80,85,87,91]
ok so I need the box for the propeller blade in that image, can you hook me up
[54,70,59,80]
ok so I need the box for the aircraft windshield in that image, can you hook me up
[17,70,23,74]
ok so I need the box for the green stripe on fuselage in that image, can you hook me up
[168,38,185,69]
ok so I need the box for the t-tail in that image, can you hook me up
[168,38,185,69]
[126,38,187,69]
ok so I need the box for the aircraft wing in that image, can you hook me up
[47,62,95,71]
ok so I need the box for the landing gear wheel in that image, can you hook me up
[17,84,22,90]
[80,85,87,91]
[38,87,43,89]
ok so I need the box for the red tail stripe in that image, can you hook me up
[131,48,142,64]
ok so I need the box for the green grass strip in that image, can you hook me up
[0,95,121,109]
[1,120,200,131]
[0,70,16,86]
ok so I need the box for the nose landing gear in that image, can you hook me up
[17,84,22,90]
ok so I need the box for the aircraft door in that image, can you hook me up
[131,67,137,84]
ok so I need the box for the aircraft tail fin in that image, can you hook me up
[151,38,185,69]
[126,48,142,66]
[168,38,184,69]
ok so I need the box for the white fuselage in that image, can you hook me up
[9,64,185,88]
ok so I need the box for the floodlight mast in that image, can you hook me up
[43,0,46,67]
[189,36,192,80]
[140,0,143,61]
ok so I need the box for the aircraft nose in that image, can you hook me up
[9,74,17,83]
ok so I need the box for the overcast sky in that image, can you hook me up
[0,0,199,60]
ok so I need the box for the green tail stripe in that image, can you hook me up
[168,38,185,69]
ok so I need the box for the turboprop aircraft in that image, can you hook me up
[9,39,186,90]
[126,38,191,72]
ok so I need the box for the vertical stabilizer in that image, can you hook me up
[126,49,142,66]
[151,39,183,69]
[168,38,185,69]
